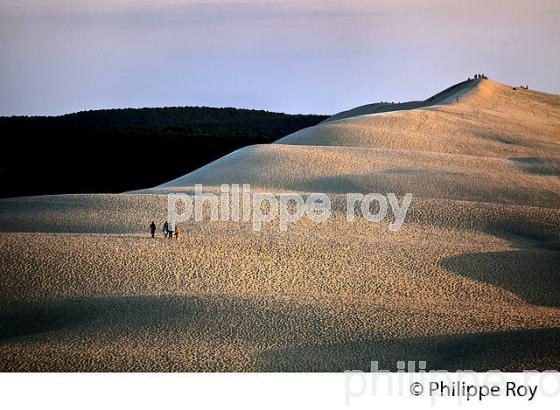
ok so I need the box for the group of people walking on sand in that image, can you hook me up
[149,221,181,239]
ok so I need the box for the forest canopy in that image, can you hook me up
[0,107,328,198]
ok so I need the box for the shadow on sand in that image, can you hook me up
[258,328,560,372]
[2,296,560,371]
[0,295,210,340]
[440,249,560,308]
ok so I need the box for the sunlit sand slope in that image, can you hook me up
[144,80,560,208]
[279,80,560,158]
[146,144,559,208]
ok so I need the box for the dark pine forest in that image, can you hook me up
[0,107,328,198]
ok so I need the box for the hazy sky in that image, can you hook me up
[1,0,559,115]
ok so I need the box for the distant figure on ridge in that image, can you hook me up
[150,221,156,238]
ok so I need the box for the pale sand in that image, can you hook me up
[1,79,559,371]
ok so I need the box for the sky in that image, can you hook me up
[1,0,559,116]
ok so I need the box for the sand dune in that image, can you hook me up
[280,80,560,158]
[143,80,560,208]
[1,78,559,371]
[143,144,560,208]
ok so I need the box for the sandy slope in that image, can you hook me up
[145,80,559,206]
[1,79,559,371]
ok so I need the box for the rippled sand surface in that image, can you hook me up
[1,80,559,371]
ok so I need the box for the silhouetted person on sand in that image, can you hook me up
[163,221,169,238]
[150,221,156,238]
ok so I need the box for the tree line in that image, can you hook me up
[0,107,328,198]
